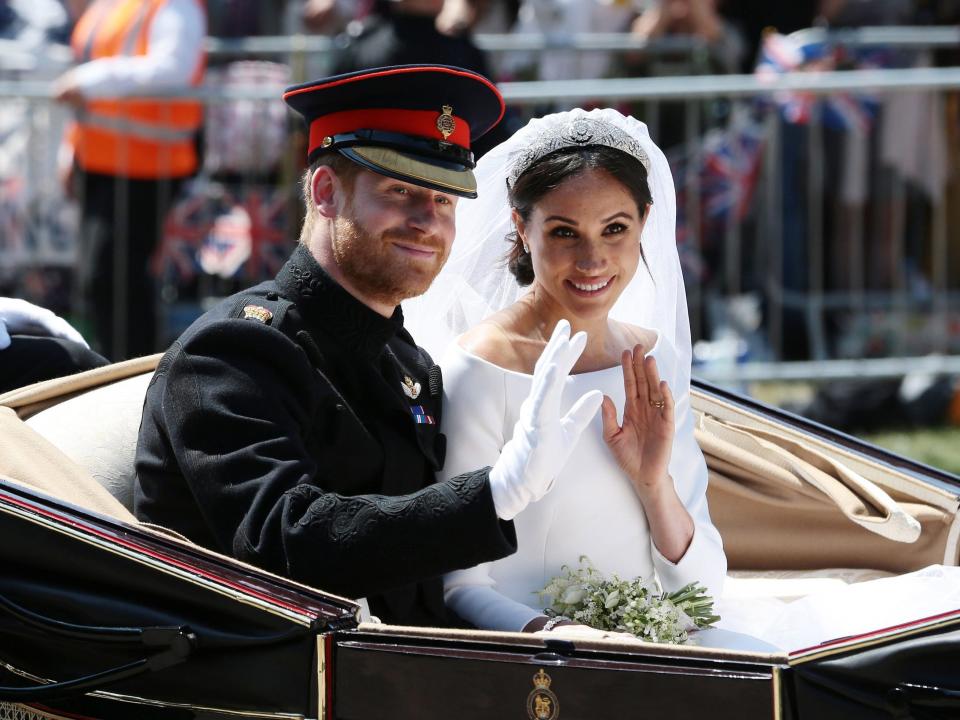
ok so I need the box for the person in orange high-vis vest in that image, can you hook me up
[54,0,206,360]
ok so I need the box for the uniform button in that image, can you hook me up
[265,291,279,301]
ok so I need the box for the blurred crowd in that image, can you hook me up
[0,0,958,367]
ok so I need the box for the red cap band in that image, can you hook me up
[308,108,470,157]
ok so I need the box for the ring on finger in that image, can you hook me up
[649,399,665,409]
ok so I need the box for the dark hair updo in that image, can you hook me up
[506,145,653,286]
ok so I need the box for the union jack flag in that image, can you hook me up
[239,187,291,281]
[153,186,207,284]
[756,31,880,132]
[153,182,294,286]
[671,107,767,282]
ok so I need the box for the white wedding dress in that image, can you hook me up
[715,565,960,652]
[404,107,960,651]
[439,332,727,633]
[436,332,960,652]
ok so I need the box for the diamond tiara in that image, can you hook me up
[507,117,651,188]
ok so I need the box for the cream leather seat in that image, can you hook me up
[24,371,154,512]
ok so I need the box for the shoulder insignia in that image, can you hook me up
[242,305,274,324]
[401,375,421,399]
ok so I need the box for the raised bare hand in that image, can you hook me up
[600,346,674,497]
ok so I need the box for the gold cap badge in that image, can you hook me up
[242,305,274,324]
[436,105,456,140]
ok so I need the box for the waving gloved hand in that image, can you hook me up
[488,320,604,520]
[0,298,88,351]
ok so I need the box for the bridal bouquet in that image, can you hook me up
[538,557,720,644]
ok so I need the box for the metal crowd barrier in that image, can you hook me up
[202,27,960,58]
[204,33,711,57]
[1,56,959,383]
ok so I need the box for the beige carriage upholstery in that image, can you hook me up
[695,390,960,574]
[0,405,135,524]
[21,371,153,512]
[0,355,160,521]
[1,359,958,584]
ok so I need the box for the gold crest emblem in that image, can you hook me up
[436,104,456,140]
[242,305,274,324]
[402,375,422,400]
[526,669,559,720]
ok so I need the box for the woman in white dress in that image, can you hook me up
[405,107,727,635]
[404,108,960,649]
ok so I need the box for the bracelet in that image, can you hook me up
[542,615,567,632]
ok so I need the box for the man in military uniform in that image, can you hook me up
[134,65,603,627]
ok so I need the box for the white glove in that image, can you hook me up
[0,297,89,351]
[488,319,603,520]
[534,624,640,642]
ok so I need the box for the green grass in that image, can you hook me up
[859,427,960,477]
[749,382,960,477]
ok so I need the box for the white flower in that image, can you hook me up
[562,585,587,605]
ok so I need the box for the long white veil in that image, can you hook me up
[403,107,692,384]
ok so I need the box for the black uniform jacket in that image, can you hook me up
[135,245,517,626]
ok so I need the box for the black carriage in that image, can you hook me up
[0,358,958,719]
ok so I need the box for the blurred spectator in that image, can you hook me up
[630,0,746,75]
[814,0,951,315]
[452,0,519,35]
[332,0,489,74]
[53,0,206,360]
[463,0,520,78]
[204,62,291,181]
[203,0,293,180]
[914,0,960,26]
[300,0,373,35]
[745,4,955,361]
[818,0,913,25]
[623,0,744,153]
[330,0,513,155]
[207,0,291,38]
[434,0,479,35]
[298,0,514,37]
[505,0,637,82]
[721,1,817,72]
[0,296,107,393]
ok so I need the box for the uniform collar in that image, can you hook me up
[277,244,405,361]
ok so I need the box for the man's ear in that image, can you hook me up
[311,166,340,219]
